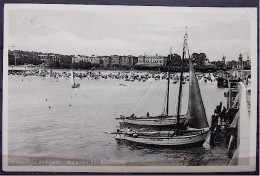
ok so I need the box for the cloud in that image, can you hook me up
[12,30,145,56]
[7,5,256,60]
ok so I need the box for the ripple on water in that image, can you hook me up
[8,75,229,165]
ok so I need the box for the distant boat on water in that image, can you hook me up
[71,70,80,88]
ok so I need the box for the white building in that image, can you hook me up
[37,53,58,65]
[72,55,99,64]
[137,54,166,66]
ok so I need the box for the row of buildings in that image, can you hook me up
[10,50,251,70]
[10,50,168,67]
[71,54,167,67]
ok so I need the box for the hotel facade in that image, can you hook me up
[137,54,166,67]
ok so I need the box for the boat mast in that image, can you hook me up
[166,48,172,116]
[177,28,188,127]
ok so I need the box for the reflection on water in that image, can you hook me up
[7,74,229,165]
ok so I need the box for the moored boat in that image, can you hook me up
[113,29,210,146]
[114,127,209,146]
[116,48,186,128]
[117,115,186,128]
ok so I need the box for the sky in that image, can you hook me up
[5,5,257,61]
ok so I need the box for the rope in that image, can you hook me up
[134,79,163,114]
[135,80,161,113]
[126,81,153,113]
[176,40,184,55]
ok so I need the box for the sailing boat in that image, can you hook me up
[116,49,186,128]
[113,30,210,146]
[71,70,80,88]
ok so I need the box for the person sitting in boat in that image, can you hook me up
[115,129,123,139]
[126,127,134,136]
[146,112,150,118]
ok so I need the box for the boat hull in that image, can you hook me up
[72,83,80,88]
[119,116,186,128]
[115,128,209,146]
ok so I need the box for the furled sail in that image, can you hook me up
[184,60,209,129]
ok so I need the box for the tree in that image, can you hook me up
[191,53,207,66]
[59,55,72,69]
[8,50,15,65]
[222,56,226,65]
[166,53,181,66]
[99,58,104,67]
[238,53,243,65]
[226,60,238,69]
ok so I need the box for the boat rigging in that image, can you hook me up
[112,27,210,146]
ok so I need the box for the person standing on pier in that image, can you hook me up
[219,106,227,125]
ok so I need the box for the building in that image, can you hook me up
[111,55,120,66]
[72,55,99,64]
[88,55,100,64]
[132,56,138,66]
[38,54,48,62]
[137,54,166,66]
[38,53,58,65]
[100,56,111,67]
[72,55,88,63]
[121,55,134,66]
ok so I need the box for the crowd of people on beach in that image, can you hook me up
[8,68,222,84]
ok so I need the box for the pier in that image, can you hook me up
[228,81,255,166]
[209,74,255,166]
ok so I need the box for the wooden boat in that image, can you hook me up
[113,29,210,146]
[71,70,80,88]
[117,114,186,128]
[114,127,209,146]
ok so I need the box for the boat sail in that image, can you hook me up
[116,49,186,128]
[184,58,209,129]
[71,70,80,88]
[114,29,210,146]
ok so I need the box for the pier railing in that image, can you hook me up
[229,82,254,166]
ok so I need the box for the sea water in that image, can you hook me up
[7,73,230,166]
